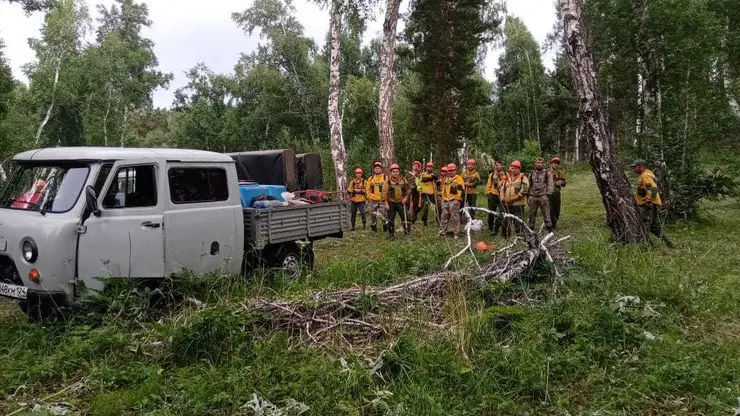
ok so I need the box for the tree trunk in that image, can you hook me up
[574,123,581,162]
[560,0,646,243]
[35,55,63,146]
[104,83,113,147]
[328,0,348,192]
[378,0,401,167]
[120,105,129,147]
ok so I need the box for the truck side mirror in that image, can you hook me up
[85,185,101,217]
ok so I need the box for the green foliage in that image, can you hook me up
[493,16,548,154]
[403,0,502,162]
[581,0,740,219]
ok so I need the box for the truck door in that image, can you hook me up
[163,163,241,275]
[77,159,165,293]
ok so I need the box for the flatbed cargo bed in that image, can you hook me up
[243,201,350,249]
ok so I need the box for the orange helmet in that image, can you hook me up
[440,166,448,172]
[510,160,522,168]
[413,160,421,167]
[373,161,382,168]
[355,168,363,174]
[447,163,457,171]
[467,159,476,166]
[550,157,561,164]
[390,163,400,170]
[426,162,434,168]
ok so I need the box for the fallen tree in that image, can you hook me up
[247,207,573,346]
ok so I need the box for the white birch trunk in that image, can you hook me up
[328,0,348,192]
[120,105,128,147]
[560,0,646,243]
[378,0,401,167]
[574,123,581,162]
[725,70,740,118]
[103,83,113,147]
[35,55,63,146]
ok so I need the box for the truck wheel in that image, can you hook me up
[272,243,314,280]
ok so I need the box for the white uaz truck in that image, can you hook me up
[0,147,349,320]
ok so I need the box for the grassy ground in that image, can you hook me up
[1,164,739,415]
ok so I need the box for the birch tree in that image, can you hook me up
[82,0,171,147]
[27,0,88,146]
[559,0,646,243]
[327,0,348,191]
[377,0,400,167]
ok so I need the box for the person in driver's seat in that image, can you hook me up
[12,179,47,210]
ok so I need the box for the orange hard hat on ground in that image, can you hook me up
[413,160,422,167]
[426,162,434,168]
[475,241,495,251]
[447,163,457,171]
[390,163,400,170]
[510,160,522,168]
[467,159,476,165]
[550,157,561,163]
[355,168,363,174]
[373,161,382,168]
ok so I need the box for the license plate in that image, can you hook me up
[0,282,27,300]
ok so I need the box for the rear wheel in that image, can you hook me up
[270,243,314,280]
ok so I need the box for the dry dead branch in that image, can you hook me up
[247,206,573,346]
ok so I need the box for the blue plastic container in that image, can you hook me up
[239,182,288,208]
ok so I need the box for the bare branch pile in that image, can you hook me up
[248,272,451,345]
[248,207,572,345]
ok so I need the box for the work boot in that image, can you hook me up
[423,220,428,226]
[371,225,377,232]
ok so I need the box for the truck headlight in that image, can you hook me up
[22,240,38,263]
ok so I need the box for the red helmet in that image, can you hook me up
[447,163,457,171]
[467,159,476,166]
[373,161,382,168]
[426,162,434,168]
[510,160,522,168]
[413,160,421,167]
[550,157,561,164]
[390,163,400,170]
[440,166,448,172]
[355,168,363,174]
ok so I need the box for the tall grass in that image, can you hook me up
[1,162,739,415]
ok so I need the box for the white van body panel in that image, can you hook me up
[163,162,243,276]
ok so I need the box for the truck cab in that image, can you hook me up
[0,147,244,318]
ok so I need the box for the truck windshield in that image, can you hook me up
[0,163,90,213]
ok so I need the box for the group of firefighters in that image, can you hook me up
[346,157,567,240]
[346,156,672,247]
